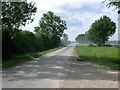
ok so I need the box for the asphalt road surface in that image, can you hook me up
[2,43,118,88]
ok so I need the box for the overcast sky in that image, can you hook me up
[22,0,118,41]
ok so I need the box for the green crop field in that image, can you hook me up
[75,45,119,70]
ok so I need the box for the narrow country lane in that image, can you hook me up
[2,43,118,88]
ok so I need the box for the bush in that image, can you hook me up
[104,44,112,47]
[2,30,60,60]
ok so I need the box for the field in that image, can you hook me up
[75,45,119,70]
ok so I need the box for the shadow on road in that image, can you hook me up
[2,55,118,81]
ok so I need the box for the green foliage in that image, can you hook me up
[2,2,37,59]
[75,34,92,44]
[107,1,120,8]
[34,11,67,39]
[87,15,116,46]
[3,30,63,60]
[34,11,67,48]
[2,2,67,60]
[105,1,120,13]
[2,2,37,29]
[61,33,71,45]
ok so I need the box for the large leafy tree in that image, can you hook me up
[2,1,37,59]
[87,15,116,46]
[34,11,67,46]
[2,1,37,41]
[34,11,67,38]
[2,2,37,30]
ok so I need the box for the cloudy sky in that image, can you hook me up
[22,0,118,41]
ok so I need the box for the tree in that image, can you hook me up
[34,11,67,38]
[75,34,91,44]
[2,2,37,30]
[87,15,116,46]
[103,0,120,13]
[34,11,67,46]
[2,2,37,59]
[62,33,68,41]
[61,33,70,45]
[2,1,37,40]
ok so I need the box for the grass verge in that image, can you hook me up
[2,46,65,69]
[75,45,119,70]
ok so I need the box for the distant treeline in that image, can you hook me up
[75,34,119,45]
[75,34,93,44]
[106,40,120,45]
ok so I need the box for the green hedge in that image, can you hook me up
[2,30,60,60]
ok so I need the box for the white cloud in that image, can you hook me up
[22,0,118,41]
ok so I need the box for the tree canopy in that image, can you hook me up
[104,0,120,13]
[34,11,67,38]
[2,2,37,30]
[87,15,116,46]
[2,7,68,59]
[75,34,91,44]
[2,1,37,59]
[34,11,67,47]
[61,33,70,45]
